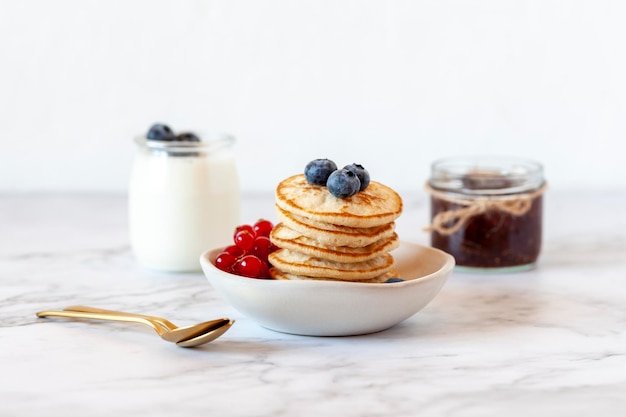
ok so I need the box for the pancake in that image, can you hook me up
[270,268,400,283]
[270,223,400,263]
[276,205,396,247]
[275,174,403,228]
[268,249,395,280]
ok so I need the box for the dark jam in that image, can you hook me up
[430,194,542,269]
[428,158,545,271]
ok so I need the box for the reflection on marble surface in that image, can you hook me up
[1,191,625,416]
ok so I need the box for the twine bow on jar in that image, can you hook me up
[423,183,548,236]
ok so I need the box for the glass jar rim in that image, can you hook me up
[134,131,235,154]
[429,156,544,196]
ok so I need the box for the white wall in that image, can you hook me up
[1,0,625,193]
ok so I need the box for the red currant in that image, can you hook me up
[257,262,270,279]
[234,255,263,278]
[214,252,237,272]
[252,236,272,262]
[225,221,277,278]
[224,244,244,258]
[253,219,274,238]
[234,230,255,251]
[269,242,278,254]
[234,224,255,239]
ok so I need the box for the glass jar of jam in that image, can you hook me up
[426,157,546,272]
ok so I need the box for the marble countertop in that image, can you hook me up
[2,190,626,417]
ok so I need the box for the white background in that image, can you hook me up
[1,0,625,194]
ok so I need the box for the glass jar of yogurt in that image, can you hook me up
[129,132,240,272]
[426,157,546,273]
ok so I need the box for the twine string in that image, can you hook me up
[424,182,547,236]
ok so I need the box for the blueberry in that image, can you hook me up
[176,132,201,142]
[385,278,405,283]
[344,163,370,191]
[304,159,338,186]
[326,169,361,198]
[147,123,176,141]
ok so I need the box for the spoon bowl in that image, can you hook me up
[176,319,234,347]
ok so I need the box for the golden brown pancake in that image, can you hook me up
[270,223,400,263]
[275,174,403,228]
[270,268,399,283]
[275,205,396,248]
[268,249,395,280]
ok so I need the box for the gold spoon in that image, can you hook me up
[62,305,235,347]
[36,307,234,348]
[63,305,235,345]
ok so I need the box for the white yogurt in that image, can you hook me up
[128,134,240,272]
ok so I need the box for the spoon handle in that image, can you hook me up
[64,305,176,331]
[36,310,165,336]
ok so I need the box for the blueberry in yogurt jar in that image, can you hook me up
[146,124,204,156]
[147,123,176,141]
[176,132,201,142]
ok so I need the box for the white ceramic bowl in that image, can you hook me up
[200,241,454,336]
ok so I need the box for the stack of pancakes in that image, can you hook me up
[268,174,403,283]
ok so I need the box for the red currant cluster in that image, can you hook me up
[214,219,277,278]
